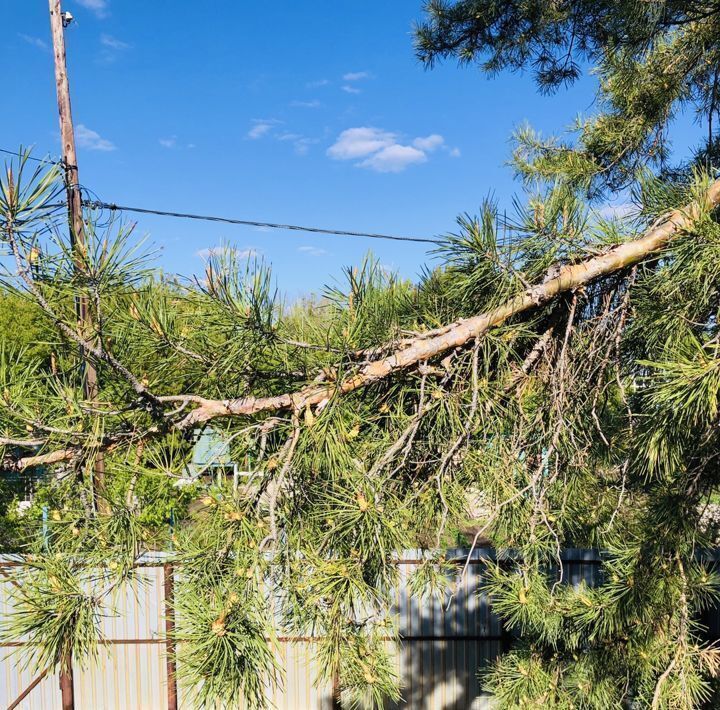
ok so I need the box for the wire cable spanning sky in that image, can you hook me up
[81,200,440,244]
[1,146,437,242]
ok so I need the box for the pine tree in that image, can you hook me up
[413,2,720,706]
[416,1,720,194]
[1,2,720,707]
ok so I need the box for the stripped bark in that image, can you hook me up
[173,178,720,427]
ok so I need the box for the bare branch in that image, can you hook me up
[0,437,45,447]
[178,181,720,427]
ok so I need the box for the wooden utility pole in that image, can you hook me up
[59,663,74,710]
[48,3,105,706]
[48,0,105,506]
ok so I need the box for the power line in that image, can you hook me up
[81,199,440,245]
[0,148,63,166]
[0,145,440,244]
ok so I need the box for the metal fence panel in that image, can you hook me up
[0,549,657,709]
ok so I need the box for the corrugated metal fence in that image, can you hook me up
[0,549,606,709]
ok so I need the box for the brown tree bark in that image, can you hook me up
[173,178,720,427]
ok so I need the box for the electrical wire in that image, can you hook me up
[0,148,63,166]
[81,200,440,244]
[1,145,440,244]
[78,186,116,229]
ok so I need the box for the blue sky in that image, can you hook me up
[1,1,690,296]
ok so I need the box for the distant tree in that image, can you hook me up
[0,290,53,364]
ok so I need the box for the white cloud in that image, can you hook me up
[247,121,316,155]
[298,245,327,257]
[292,138,317,156]
[343,71,371,81]
[76,124,116,151]
[100,34,130,50]
[157,138,194,150]
[327,128,396,160]
[327,127,446,173]
[196,246,258,260]
[277,132,317,155]
[359,144,427,173]
[247,120,277,139]
[248,123,272,139]
[413,134,444,152]
[341,85,362,95]
[306,79,330,88]
[76,0,109,18]
[449,147,461,158]
[291,100,321,108]
[237,248,258,259]
[19,34,48,51]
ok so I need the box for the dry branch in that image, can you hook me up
[176,179,720,427]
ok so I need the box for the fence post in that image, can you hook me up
[59,655,74,710]
[164,563,178,710]
[332,672,342,709]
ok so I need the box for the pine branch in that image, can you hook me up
[175,178,720,426]
[0,436,45,447]
[4,218,164,415]
[6,178,720,472]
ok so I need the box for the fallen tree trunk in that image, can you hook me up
[9,179,720,471]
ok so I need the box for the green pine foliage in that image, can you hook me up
[3,148,720,707]
[411,2,720,707]
[2,3,720,707]
[416,1,720,194]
